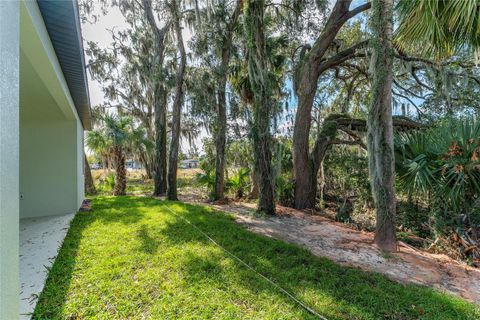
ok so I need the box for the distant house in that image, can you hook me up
[126,159,142,170]
[0,1,90,319]
[180,159,199,169]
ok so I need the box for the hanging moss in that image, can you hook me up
[367,0,397,251]
[243,0,276,215]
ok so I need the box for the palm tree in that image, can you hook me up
[243,0,277,215]
[229,12,288,214]
[85,128,110,178]
[396,0,480,59]
[125,125,154,176]
[103,114,133,196]
[84,154,97,195]
[368,0,396,251]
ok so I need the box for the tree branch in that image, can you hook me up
[344,2,372,21]
[321,39,369,71]
[393,79,425,99]
[331,139,367,149]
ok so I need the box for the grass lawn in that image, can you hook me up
[34,196,480,320]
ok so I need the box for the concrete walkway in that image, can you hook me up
[19,213,75,319]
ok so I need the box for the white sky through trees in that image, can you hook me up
[81,5,201,155]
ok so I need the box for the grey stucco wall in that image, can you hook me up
[77,121,85,209]
[0,2,20,319]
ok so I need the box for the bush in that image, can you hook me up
[276,174,294,206]
[226,168,250,199]
[323,146,372,204]
[96,172,116,194]
[195,160,216,199]
[395,118,480,263]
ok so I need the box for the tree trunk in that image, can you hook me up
[143,0,169,196]
[294,113,340,209]
[213,53,229,201]
[214,85,227,200]
[244,0,275,215]
[84,153,96,195]
[367,0,397,252]
[213,3,240,201]
[293,84,317,209]
[102,155,107,178]
[139,150,152,179]
[167,0,186,201]
[292,0,370,209]
[153,87,168,196]
[318,160,325,207]
[107,155,112,174]
[113,145,126,196]
[249,169,259,199]
[143,119,155,180]
[147,157,154,180]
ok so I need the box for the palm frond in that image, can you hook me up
[395,0,480,59]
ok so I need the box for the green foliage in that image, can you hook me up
[86,129,110,156]
[197,159,251,200]
[103,114,134,146]
[395,118,480,238]
[105,172,116,190]
[396,0,480,59]
[226,168,250,199]
[96,172,116,194]
[324,147,372,206]
[196,160,216,199]
[227,140,253,168]
[276,174,294,206]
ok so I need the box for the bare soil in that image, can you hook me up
[181,195,480,304]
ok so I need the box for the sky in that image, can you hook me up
[81,6,201,154]
[81,5,126,108]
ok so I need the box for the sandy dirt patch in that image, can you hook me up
[181,196,480,304]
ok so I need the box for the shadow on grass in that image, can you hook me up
[137,224,160,254]
[32,196,147,319]
[33,196,480,320]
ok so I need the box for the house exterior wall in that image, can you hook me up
[77,122,85,209]
[19,0,85,219]
[0,2,20,319]
[1,1,87,318]
[20,119,83,218]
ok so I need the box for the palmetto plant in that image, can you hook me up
[394,130,437,196]
[395,0,480,59]
[395,118,480,241]
[226,168,250,199]
[196,160,217,199]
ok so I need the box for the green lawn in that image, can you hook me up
[33,196,480,320]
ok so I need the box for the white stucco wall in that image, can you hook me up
[0,2,20,319]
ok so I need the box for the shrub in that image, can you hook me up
[226,168,250,199]
[276,174,294,206]
[395,118,480,263]
[195,160,216,199]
